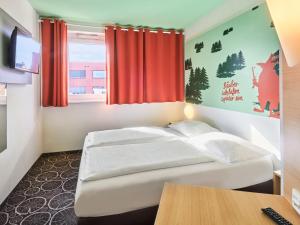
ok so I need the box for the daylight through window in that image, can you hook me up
[68,30,106,102]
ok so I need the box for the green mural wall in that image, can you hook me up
[185,3,280,118]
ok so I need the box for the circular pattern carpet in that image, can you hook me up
[0,151,81,225]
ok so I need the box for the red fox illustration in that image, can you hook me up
[252,52,279,118]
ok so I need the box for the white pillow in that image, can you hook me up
[168,120,219,136]
[188,132,270,163]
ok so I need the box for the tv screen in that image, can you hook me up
[9,27,40,74]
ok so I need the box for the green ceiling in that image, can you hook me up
[28,0,224,29]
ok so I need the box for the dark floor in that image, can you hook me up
[0,151,82,225]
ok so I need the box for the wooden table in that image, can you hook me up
[155,183,300,225]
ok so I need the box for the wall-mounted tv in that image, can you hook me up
[9,27,40,74]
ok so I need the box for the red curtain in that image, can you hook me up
[41,19,68,107]
[106,26,184,104]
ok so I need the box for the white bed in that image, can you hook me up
[75,123,277,217]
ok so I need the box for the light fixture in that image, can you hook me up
[184,103,195,120]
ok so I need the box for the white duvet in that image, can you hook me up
[80,127,274,182]
[86,126,177,148]
[81,138,213,181]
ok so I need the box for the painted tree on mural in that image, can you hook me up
[231,53,238,69]
[199,67,209,90]
[185,58,192,70]
[194,42,204,53]
[216,50,246,78]
[186,67,210,104]
[223,27,234,36]
[186,68,202,104]
[237,51,246,69]
[211,40,222,53]
[216,64,223,77]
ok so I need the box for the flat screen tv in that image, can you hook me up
[9,27,40,74]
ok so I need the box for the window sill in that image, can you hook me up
[68,94,105,104]
[0,96,7,105]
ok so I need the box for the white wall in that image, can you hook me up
[42,102,184,152]
[0,104,6,152]
[0,0,42,203]
[184,104,280,157]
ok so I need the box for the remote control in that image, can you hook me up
[261,207,293,225]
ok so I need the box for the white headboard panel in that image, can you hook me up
[185,104,280,158]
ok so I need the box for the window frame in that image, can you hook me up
[68,93,106,103]
[67,26,106,104]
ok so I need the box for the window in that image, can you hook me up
[93,86,106,94]
[68,30,106,102]
[70,70,86,78]
[93,70,106,79]
[69,87,86,94]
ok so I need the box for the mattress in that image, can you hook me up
[75,128,274,217]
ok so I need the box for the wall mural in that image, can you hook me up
[185,3,280,118]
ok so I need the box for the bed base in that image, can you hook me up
[236,179,273,194]
[77,179,273,225]
[78,206,158,225]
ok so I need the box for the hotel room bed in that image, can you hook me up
[74,122,278,222]
[75,153,273,217]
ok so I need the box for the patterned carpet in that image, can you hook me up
[0,151,82,225]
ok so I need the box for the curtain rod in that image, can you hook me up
[38,19,184,34]
[38,19,105,29]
